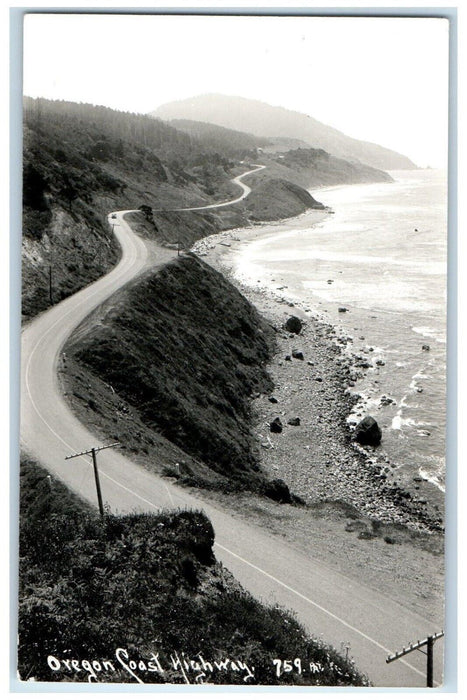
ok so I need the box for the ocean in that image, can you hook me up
[233,170,448,493]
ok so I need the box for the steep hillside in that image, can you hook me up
[19,458,368,685]
[153,94,416,170]
[270,147,393,186]
[242,178,325,220]
[22,97,395,323]
[22,98,241,319]
[64,253,294,498]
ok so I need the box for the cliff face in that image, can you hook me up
[153,94,416,170]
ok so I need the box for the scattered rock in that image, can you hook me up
[353,416,382,446]
[422,344,430,351]
[285,316,303,334]
[285,355,292,361]
[376,359,385,366]
[288,417,301,426]
[268,396,278,404]
[270,417,283,434]
[356,360,372,369]
[264,478,293,504]
[292,349,304,360]
[345,519,368,532]
[338,307,348,313]
[379,396,395,406]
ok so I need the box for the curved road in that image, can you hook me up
[21,169,443,687]
[167,164,265,212]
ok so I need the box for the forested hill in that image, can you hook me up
[22,97,392,321]
[22,97,249,319]
[23,97,264,164]
[154,94,417,170]
[24,97,193,161]
[168,118,270,156]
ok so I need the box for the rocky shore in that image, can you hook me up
[191,218,444,534]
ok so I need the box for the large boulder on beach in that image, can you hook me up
[270,417,283,433]
[353,416,382,446]
[285,316,303,334]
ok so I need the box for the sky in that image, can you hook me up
[23,13,450,168]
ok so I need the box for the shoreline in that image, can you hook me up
[191,207,444,533]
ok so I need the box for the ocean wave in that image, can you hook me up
[412,326,446,344]
[419,466,445,493]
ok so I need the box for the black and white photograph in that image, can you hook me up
[15,9,452,689]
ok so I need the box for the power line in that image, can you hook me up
[65,442,120,519]
[386,630,444,687]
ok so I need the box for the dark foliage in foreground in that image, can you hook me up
[18,459,369,685]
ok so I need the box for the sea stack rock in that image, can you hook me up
[354,416,382,446]
[285,316,303,334]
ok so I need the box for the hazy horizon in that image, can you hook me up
[23,14,450,168]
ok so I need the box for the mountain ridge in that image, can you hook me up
[153,93,416,171]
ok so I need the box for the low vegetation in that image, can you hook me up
[18,458,369,686]
[66,254,280,495]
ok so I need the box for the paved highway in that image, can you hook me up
[20,169,443,687]
[169,164,265,211]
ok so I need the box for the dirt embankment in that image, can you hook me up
[22,197,121,321]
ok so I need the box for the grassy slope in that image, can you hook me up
[243,178,325,221]
[64,254,290,497]
[18,458,369,686]
[246,149,393,193]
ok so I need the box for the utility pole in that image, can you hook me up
[386,630,444,687]
[65,442,120,520]
[49,265,53,305]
